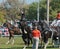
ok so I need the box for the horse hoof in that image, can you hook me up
[23,47,26,49]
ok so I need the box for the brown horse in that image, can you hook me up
[3,22,21,45]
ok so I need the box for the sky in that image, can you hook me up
[26,0,38,4]
[0,0,3,3]
[0,0,38,4]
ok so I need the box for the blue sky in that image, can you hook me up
[0,0,3,3]
[26,0,38,4]
[0,0,38,4]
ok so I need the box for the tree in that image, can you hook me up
[26,0,47,20]
[3,0,26,20]
[26,2,38,20]
[0,9,6,25]
[0,0,27,24]
[26,0,60,20]
[40,0,47,20]
[50,0,60,20]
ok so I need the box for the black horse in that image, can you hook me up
[39,20,60,48]
[19,20,32,49]
[50,22,60,47]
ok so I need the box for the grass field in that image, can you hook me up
[0,36,59,49]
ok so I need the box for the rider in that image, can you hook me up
[51,11,60,27]
[55,11,60,26]
[56,11,60,20]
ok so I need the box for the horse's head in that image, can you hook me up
[3,23,7,27]
[39,20,47,31]
[39,20,52,39]
[3,22,10,27]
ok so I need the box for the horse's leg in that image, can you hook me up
[6,30,14,45]
[23,40,27,49]
[29,33,33,44]
[51,30,55,46]
[58,32,60,45]
[11,36,14,45]
[10,31,14,45]
[22,36,27,45]
[28,36,33,45]
[27,37,31,46]
[6,33,11,44]
[22,35,28,49]
[44,41,49,49]
[30,37,33,44]
[23,45,27,49]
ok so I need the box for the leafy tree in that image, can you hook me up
[26,2,37,20]
[26,0,47,20]
[3,0,26,20]
[39,0,47,20]
[0,10,6,25]
[50,0,60,20]
[26,0,60,21]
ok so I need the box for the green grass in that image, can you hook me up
[0,37,59,49]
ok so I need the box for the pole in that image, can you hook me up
[37,0,39,22]
[47,0,49,26]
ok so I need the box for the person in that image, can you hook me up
[51,11,60,27]
[32,26,41,49]
[56,11,60,20]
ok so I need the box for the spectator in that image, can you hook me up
[32,26,41,49]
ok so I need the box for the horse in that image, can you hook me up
[37,20,52,49]
[19,20,33,49]
[50,20,60,47]
[3,22,21,45]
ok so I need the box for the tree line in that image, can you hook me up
[0,0,60,24]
